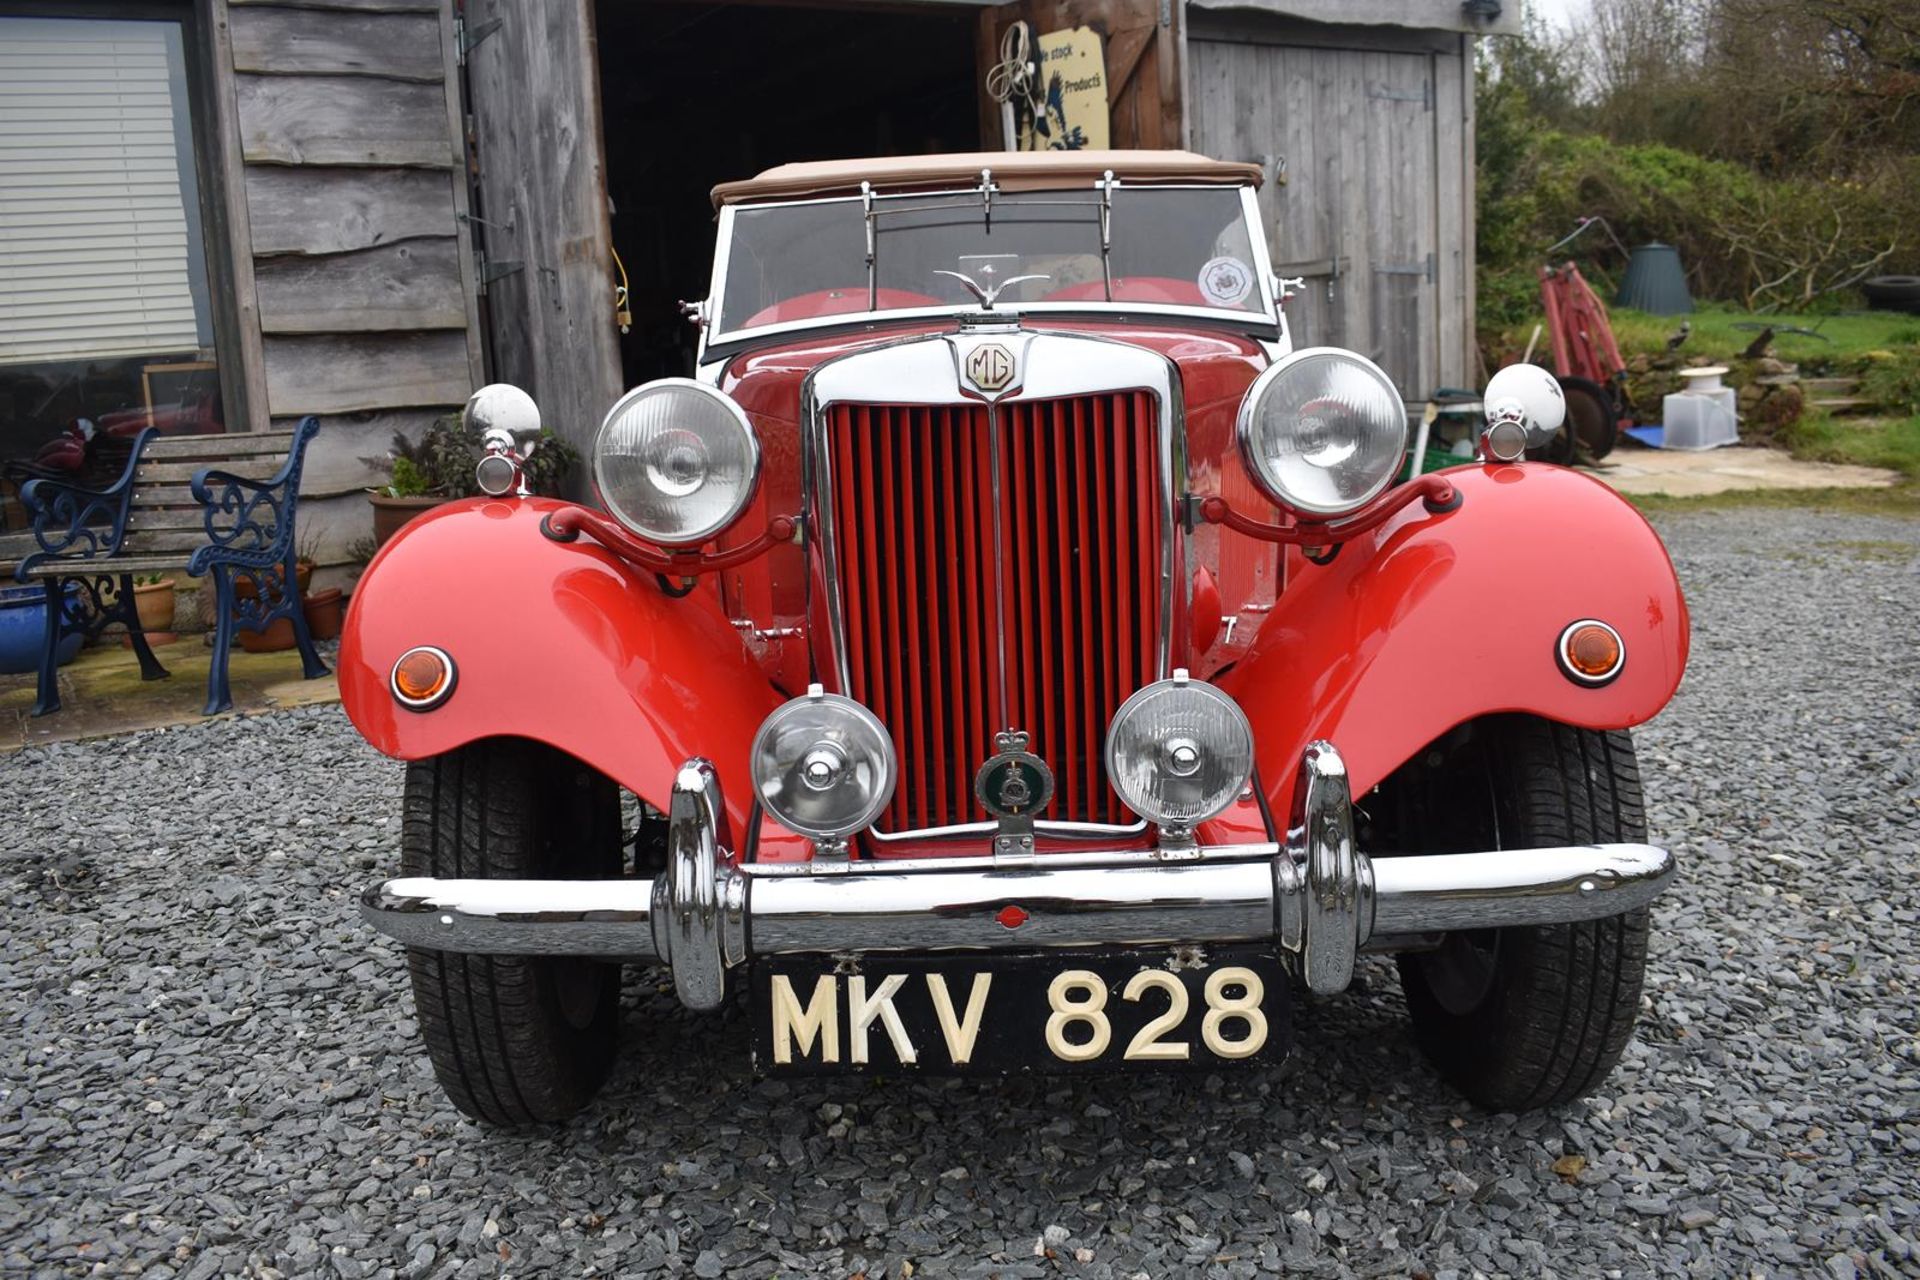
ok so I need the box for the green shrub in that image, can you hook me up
[1476,62,1919,332]
[1859,348,1920,418]
[371,412,580,500]
[385,455,432,499]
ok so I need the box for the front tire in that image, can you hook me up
[400,739,623,1124]
[1377,716,1653,1111]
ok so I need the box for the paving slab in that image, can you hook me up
[0,633,337,751]
[1596,444,1900,496]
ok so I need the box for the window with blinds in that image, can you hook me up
[0,17,212,367]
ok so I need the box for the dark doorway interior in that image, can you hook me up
[594,1,983,384]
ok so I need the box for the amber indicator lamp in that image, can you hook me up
[391,645,456,710]
[1558,621,1624,685]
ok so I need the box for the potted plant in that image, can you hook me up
[365,411,581,547]
[368,453,447,547]
[127,573,177,647]
[366,414,468,547]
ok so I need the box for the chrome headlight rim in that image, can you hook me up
[591,377,761,548]
[750,686,897,841]
[1103,671,1255,832]
[1235,346,1409,518]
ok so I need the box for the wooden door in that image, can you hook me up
[460,0,622,455]
[1188,33,1444,399]
[976,1,1184,151]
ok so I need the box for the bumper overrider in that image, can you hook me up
[360,741,1675,1009]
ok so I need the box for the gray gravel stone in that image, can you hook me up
[2,506,1917,1277]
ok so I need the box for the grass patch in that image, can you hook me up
[1781,413,1920,480]
[1605,305,1920,366]
[1815,539,1916,564]
[1626,482,1920,518]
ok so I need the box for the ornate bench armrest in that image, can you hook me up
[187,417,322,576]
[15,427,160,578]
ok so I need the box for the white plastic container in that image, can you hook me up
[1662,386,1739,450]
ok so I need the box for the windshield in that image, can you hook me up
[713,186,1269,339]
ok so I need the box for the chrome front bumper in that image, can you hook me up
[360,741,1675,1010]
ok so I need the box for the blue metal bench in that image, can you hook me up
[13,417,330,716]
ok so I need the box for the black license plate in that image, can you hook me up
[749,947,1289,1075]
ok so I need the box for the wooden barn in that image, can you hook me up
[0,0,1515,586]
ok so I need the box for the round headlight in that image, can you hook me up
[1237,347,1409,516]
[593,378,759,546]
[751,686,896,841]
[1104,671,1254,832]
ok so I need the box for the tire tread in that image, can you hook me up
[399,740,620,1125]
[1398,716,1653,1111]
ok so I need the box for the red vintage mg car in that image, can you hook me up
[341,152,1688,1124]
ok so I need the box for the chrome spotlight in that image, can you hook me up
[751,685,896,848]
[1105,670,1255,848]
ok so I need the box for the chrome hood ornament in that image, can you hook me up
[934,268,1051,310]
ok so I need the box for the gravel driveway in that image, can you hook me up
[5,507,1917,1279]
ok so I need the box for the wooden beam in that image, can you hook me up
[1105,25,1153,97]
[1185,8,1462,53]
[244,166,458,256]
[435,0,487,387]
[254,240,467,334]
[1185,0,1520,37]
[236,74,456,168]
[229,0,438,10]
[229,6,443,81]
[264,331,472,415]
[203,0,271,431]
[463,0,622,460]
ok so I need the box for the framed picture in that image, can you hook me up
[141,359,221,434]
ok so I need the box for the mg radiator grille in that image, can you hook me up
[826,393,1163,833]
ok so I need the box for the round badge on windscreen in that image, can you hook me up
[1198,256,1254,308]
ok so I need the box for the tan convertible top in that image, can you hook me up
[711,150,1263,209]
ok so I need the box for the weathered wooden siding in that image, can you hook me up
[1187,12,1474,400]
[460,0,622,459]
[216,0,480,589]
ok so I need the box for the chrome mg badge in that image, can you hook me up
[964,342,1016,392]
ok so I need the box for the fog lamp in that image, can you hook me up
[1558,620,1625,685]
[391,645,455,711]
[1105,670,1254,837]
[751,685,896,841]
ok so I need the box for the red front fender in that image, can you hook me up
[1214,464,1689,819]
[338,498,782,831]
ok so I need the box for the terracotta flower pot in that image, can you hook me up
[233,562,314,653]
[369,492,448,547]
[302,586,344,641]
[132,578,177,633]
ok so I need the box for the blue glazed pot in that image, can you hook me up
[0,583,85,675]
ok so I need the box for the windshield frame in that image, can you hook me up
[699,181,1278,359]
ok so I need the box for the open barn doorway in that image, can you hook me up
[594,1,986,385]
